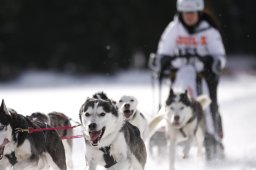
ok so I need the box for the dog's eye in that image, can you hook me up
[0,125,5,131]
[85,113,90,117]
[180,106,184,110]
[130,99,134,102]
[119,100,123,103]
[99,113,106,117]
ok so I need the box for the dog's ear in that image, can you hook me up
[166,89,175,105]
[79,104,85,122]
[168,88,175,99]
[170,88,174,96]
[184,90,188,96]
[105,100,118,117]
[85,97,91,102]
[0,99,11,116]
[180,91,191,106]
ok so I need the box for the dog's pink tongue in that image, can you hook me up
[124,110,131,118]
[90,131,101,141]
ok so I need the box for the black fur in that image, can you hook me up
[92,92,109,100]
[121,122,147,168]
[92,91,117,106]
[29,111,73,148]
[80,97,118,118]
[166,89,191,106]
[0,100,67,170]
[5,152,17,165]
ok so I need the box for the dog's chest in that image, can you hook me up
[86,134,128,166]
[173,120,198,142]
[4,139,32,162]
[15,139,32,161]
[4,141,16,155]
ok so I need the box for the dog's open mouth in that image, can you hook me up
[0,138,10,160]
[89,127,106,146]
[172,121,181,128]
[123,110,133,118]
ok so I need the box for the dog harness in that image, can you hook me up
[5,152,17,165]
[99,146,117,168]
[179,114,197,138]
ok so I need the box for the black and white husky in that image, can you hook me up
[79,95,147,170]
[148,89,211,170]
[29,111,73,170]
[0,100,66,170]
[118,95,148,139]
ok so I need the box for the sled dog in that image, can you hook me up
[148,89,211,170]
[118,95,148,139]
[0,100,66,170]
[79,95,147,170]
[148,126,167,158]
[29,111,73,169]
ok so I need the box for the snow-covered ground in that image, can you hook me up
[1,70,256,170]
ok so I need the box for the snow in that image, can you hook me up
[1,70,256,170]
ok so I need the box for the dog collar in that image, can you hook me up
[99,146,117,168]
[179,114,197,138]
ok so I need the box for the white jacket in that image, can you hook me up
[157,16,226,70]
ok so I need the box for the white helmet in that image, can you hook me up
[177,0,204,12]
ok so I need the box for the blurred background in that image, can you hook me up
[0,0,256,80]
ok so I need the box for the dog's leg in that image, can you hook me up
[108,160,131,170]
[167,129,176,170]
[44,152,62,170]
[37,154,51,170]
[63,140,73,170]
[182,136,193,159]
[12,160,38,170]
[85,161,96,170]
[0,157,12,170]
[148,111,165,138]
[196,124,205,158]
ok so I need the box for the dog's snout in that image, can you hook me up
[174,115,180,121]
[124,103,130,109]
[88,123,97,131]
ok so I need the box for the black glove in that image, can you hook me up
[160,55,173,72]
[212,59,222,75]
[200,55,222,75]
[148,53,174,73]
[201,55,214,68]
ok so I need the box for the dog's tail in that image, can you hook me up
[196,95,211,110]
[148,108,166,139]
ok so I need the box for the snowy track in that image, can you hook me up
[1,71,256,170]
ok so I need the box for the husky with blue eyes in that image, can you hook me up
[148,89,211,170]
[79,95,147,170]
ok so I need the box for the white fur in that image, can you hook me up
[118,95,149,139]
[81,101,144,170]
[0,124,12,146]
[148,94,211,170]
[0,156,12,170]
[62,140,73,170]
